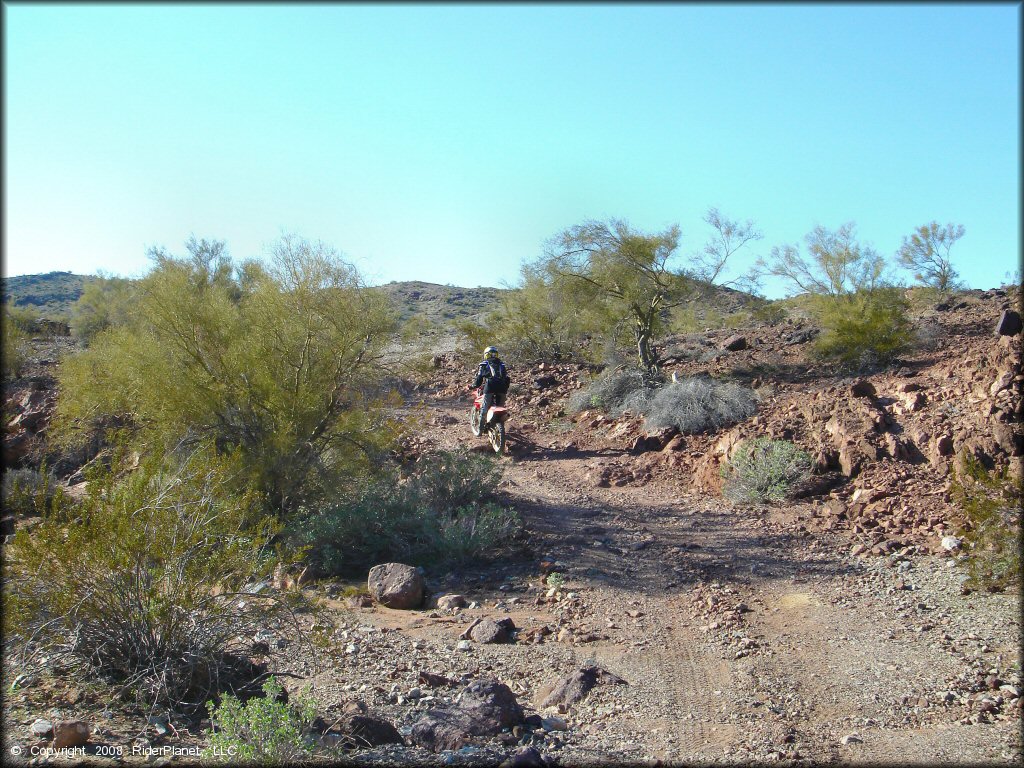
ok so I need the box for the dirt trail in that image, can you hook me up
[405,395,1022,764]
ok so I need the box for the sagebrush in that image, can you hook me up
[292,450,520,576]
[3,449,288,709]
[643,377,757,434]
[721,438,812,504]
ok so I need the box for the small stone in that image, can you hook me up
[437,594,468,610]
[457,640,473,652]
[52,720,91,749]
[542,716,568,731]
[850,380,876,398]
[841,734,863,745]
[941,536,962,551]
[29,719,54,737]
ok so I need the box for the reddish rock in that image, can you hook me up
[722,335,748,351]
[51,720,90,749]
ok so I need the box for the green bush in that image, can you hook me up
[952,454,1022,593]
[2,312,30,379]
[70,274,138,344]
[206,676,318,765]
[52,234,399,513]
[292,450,519,576]
[0,464,68,519]
[643,377,757,434]
[811,288,914,368]
[2,449,286,709]
[720,438,812,504]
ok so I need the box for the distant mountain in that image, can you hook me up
[377,280,507,327]
[2,272,96,319]
[1,271,505,328]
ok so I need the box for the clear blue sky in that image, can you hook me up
[4,3,1020,297]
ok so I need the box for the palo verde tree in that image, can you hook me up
[536,211,760,373]
[758,222,913,367]
[897,221,965,293]
[54,234,399,513]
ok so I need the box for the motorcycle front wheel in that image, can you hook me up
[488,421,505,454]
[470,407,482,437]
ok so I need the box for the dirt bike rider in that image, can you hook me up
[471,346,510,428]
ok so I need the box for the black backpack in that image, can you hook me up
[488,361,510,393]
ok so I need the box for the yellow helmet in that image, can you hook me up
[483,346,499,360]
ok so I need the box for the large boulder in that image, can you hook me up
[994,309,1022,336]
[410,679,524,752]
[722,334,748,351]
[367,563,425,609]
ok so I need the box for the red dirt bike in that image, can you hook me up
[470,387,509,454]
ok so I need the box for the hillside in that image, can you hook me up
[2,284,1020,766]
[1,272,95,319]
[2,272,506,329]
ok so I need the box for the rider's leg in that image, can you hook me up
[480,392,494,426]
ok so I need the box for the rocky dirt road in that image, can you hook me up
[290,395,1021,766]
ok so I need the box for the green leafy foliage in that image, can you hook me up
[53,234,399,513]
[0,464,68,519]
[759,223,913,369]
[721,438,812,504]
[292,450,520,576]
[810,287,914,367]
[2,311,30,379]
[2,449,286,709]
[70,273,138,343]
[206,677,318,765]
[897,221,964,293]
[952,454,1022,593]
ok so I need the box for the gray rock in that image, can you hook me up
[469,617,516,644]
[367,563,425,609]
[436,594,467,610]
[410,679,524,752]
[541,664,627,709]
[30,718,54,737]
[994,309,1022,336]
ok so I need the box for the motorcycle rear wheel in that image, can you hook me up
[488,421,505,454]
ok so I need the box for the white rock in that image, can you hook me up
[456,640,472,652]
[941,536,962,551]
[30,719,54,737]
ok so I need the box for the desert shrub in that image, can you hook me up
[70,274,138,344]
[643,376,757,434]
[567,367,650,414]
[53,235,399,514]
[750,299,789,325]
[206,676,318,765]
[721,438,812,504]
[952,454,1022,593]
[760,223,913,369]
[811,288,914,368]
[293,450,519,576]
[2,449,288,709]
[2,312,30,379]
[0,464,68,519]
